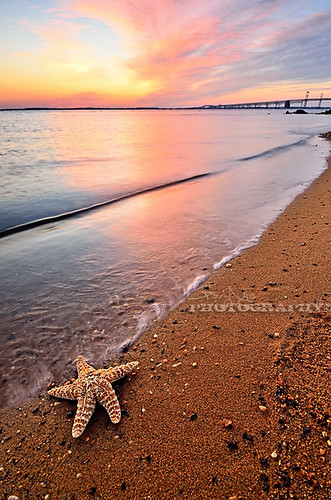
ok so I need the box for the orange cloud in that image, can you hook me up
[1,0,330,107]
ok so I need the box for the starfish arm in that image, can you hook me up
[48,380,79,400]
[104,361,139,383]
[76,355,95,377]
[72,393,96,438]
[97,379,122,424]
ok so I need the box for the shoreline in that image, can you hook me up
[0,141,330,499]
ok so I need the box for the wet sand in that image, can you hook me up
[0,136,330,500]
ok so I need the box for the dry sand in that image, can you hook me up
[0,136,330,500]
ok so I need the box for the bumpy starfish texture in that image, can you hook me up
[48,356,138,438]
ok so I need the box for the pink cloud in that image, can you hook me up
[50,0,288,103]
[8,0,331,106]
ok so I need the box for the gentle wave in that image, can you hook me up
[238,137,309,162]
[213,230,265,270]
[0,172,212,239]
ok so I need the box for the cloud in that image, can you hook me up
[49,0,293,103]
[3,0,331,106]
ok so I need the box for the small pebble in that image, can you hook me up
[259,405,267,412]
[192,362,197,367]
[223,419,233,428]
[225,263,232,268]
[243,431,253,442]
[271,451,278,459]
[8,497,20,500]
[227,440,238,450]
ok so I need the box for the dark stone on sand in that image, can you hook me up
[190,413,198,421]
[146,298,155,304]
[121,482,127,491]
[32,407,39,414]
[67,411,74,418]
[89,486,97,495]
[212,475,217,485]
[212,325,220,329]
[121,342,130,353]
[262,287,268,291]
[59,440,65,446]
[227,440,238,449]
[260,473,270,491]
[242,431,253,442]
[281,472,291,487]
[301,426,311,437]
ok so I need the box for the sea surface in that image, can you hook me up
[0,109,330,407]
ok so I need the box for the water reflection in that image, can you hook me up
[0,110,329,407]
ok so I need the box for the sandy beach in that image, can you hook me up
[0,136,330,500]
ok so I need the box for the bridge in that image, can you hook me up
[202,97,331,110]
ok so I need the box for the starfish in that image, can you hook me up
[48,355,138,438]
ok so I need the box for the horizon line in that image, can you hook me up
[1,97,330,112]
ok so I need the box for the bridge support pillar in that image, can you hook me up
[284,100,291,109]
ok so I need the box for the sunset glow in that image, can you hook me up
[1,0,330,108]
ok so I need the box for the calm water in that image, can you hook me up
[0,109,330,406]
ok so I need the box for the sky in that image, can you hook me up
[0,0,330,108]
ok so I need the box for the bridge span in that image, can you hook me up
[202,97,331,110]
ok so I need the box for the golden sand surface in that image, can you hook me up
[0,139,330,500]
